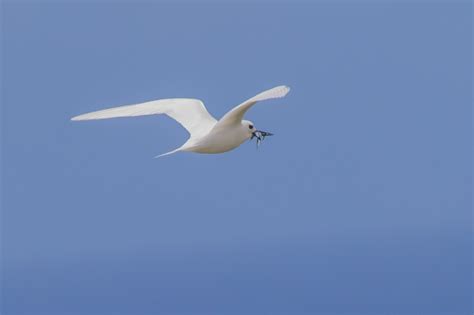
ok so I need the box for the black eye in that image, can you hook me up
[249,125,253,129]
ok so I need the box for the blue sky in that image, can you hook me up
[1,1,472,315]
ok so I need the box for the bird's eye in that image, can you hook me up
[249,125,253,129]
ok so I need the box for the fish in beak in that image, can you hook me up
[251,130,273,147]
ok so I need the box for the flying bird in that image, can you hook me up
[71,85,290,157]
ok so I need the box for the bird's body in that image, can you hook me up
[71,85,290,157]
[182,122,250,154]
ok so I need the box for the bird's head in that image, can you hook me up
[242,120,273,146]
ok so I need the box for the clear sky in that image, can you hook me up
[1,1,472,315]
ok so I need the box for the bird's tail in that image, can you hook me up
[154,148,182,158]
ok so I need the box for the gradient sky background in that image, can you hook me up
[1,1,472,315]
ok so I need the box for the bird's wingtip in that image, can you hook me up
[71,114,86,121]
[273,85,290,96]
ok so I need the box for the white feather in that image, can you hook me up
[71,98,217,140]
[216,85,290,127]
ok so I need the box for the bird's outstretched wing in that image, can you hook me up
[71,98,217,139]
[216,85,290,127]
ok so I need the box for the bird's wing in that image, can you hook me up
[71,98,217,139]
[216,85,290,127]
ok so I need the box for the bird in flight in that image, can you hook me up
[71,85,290,157]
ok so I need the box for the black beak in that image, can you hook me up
[251,130,273,147]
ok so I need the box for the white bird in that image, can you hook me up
[71,85,290,157]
